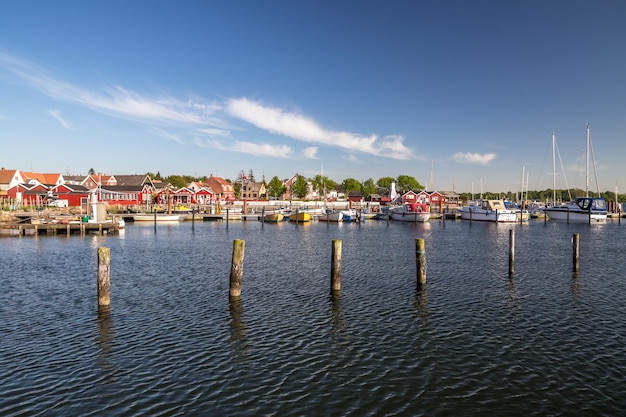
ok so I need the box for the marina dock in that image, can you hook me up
[1,221,121,236]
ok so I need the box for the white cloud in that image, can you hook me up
[452,152,496,165]
[47,109,72,129]
[225,98,415,160]
[301,147,318,159]
[0,50,417,162]
[194,137,293,158]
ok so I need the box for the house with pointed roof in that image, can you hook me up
[242,180,266,200]
[205,174,235,201]
[281,174,299,201]
[0,168,26,191]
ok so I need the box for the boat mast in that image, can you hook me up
[585,123,590,198]
[552,131,556,205]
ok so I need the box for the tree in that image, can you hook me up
[292,175,308,199]
[311,175,338,200]
[377,176,395,189]
[362,178,377,196]
[164,175,191,189]
[341,178,362,194]
[88,168,95,175]
[267,176,286,199]
[396,175,423,192]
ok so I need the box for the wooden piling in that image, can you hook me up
[508,229,515,274]
[416,238,426,286]
[154,208,157,233]
[97,247,111,306]
[229,239,245,298]
[192,210,195,232]
[573,233,580,272]
[331,239,342,292]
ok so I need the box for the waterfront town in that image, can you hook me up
[0,167,462,216]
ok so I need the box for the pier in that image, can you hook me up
[1,221,121,236]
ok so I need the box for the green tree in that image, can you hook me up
[292,175,308,199]
[267,176,286,199]
[362,178,377,196]
[88,168,95,175]
[311,175,338,199]
[165,175,188,189]
[396,175,422,192]
[377,176,395,189]
[341,178,362,194]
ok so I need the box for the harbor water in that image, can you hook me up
[1,219,625,416]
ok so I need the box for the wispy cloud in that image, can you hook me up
[225,98,415,160]
[301,147,318,159]
[451,152,497,165]
[47,109,72,129]
[194,136,294,158]
[0,50,417,162]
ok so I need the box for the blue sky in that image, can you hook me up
[1,1,625,194]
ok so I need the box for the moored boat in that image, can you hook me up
[263,212,284,223]
[459,200,517,222]
[544,124,607,223]
[544,197,608,223]
[288,211,312,222]
[132,214,184,222]
[318,209,343,222]
[389,203,430,222]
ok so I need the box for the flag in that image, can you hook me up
[242,170,248,180]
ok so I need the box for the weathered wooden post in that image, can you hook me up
[573,233,580,272]
[295,208,300,225]
[97,247,111,306]
[226,208,229,228]
[261,208,265,228]
[416,238,426,286]
[153,208,157,233]
[331,239,342,293]
[192,210,195,232]
[509,229,515,274]
[229,239,245,298]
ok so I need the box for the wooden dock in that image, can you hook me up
[0,221,121,236]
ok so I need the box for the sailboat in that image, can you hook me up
[544,124,608,223]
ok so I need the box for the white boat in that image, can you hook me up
[389,203,431,222]
[341,209,357,222]
[132,214,184,222]
[544,125,607,223]
[318,209,343,222]
[544,198,608,223]
[459,200,517,222]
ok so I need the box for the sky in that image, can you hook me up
[1,0,625,194]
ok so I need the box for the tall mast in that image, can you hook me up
[552,131,556,205]
[585,123,590,197]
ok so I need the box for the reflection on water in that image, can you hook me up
[228,298,248,365]
[96,305,116,384]
[1,220,625,416]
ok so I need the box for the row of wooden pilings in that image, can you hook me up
[96,232,582,306]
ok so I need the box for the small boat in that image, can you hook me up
[132,214,184,222]
[544,197,608,223]
[288,211,312,222]
[389,203,431,222]
[341,209,357,222]
[504,201,530,222]
[459,200,517,222]
[544,125,607,223]
[263,212,284,223]
[319,209,343,222]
